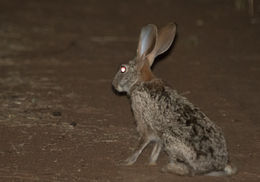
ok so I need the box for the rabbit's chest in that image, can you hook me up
[130,90,166,133]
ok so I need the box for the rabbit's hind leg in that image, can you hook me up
[162,161,190,176]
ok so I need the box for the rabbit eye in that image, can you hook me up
[120,65,127,73]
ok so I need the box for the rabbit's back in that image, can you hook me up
[130,79,228,173]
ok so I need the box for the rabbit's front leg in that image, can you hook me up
[123,135,152,165]
[149,141,162,165]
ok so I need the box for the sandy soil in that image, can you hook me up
[0,0,259,181]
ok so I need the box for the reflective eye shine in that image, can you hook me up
[120,66,127,73]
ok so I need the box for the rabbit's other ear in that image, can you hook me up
[137,24,157,59]
[147,23,177,66]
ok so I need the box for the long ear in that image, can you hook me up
[137,24,157,59]
[147,23,177,66]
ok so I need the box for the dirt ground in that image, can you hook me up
[0,0,259,181]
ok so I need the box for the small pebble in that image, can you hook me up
[52,111,62,116]
[70,121,77,127]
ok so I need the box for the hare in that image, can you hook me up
[112,23,236,176]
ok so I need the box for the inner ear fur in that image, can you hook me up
[137,24,158,60]
[147,23,177,67]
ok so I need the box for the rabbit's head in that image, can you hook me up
[112,23,176,94]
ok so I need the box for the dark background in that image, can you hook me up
[0,0,259,181]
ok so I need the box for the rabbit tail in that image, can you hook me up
[204,164,237,176]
